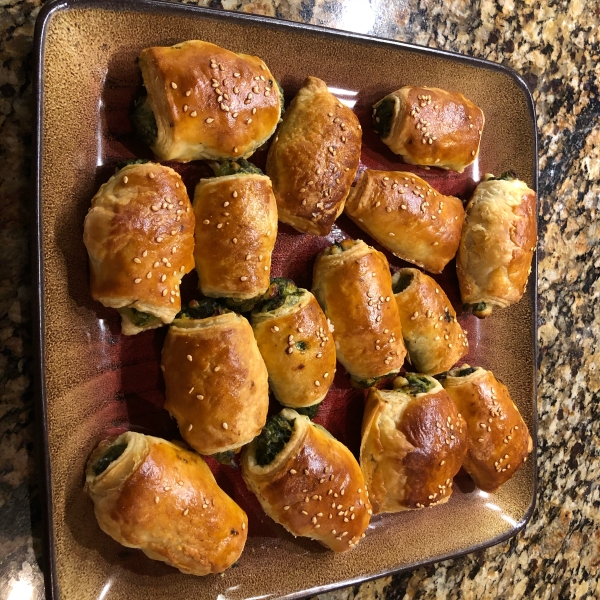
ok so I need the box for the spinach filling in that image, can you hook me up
[293,403,321,419]
[392,271,414,294]
[353,373,389,389]
[254,414,295,467]
[253,278,302,313]
[131,92,158,148]
[487,171,518,182]
[176,299,229,320]
[93,443,127,476]
[396,374,435,395]
[118,307,160,328]
[328,239,356,255]
[210,450,237,467]
[115,158,151,172]
[274,78,285,116]
[372,97,395,139]
[455,366,478,377]
[465,302,491,318]
[210,158,264,177]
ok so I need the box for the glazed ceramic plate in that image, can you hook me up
[33,1,538,599]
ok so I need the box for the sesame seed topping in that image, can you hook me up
[190,111,197,117]
[222,422,228,429]
[205,117,214,123]
[155,496,160,503]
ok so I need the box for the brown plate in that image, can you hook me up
[33,1,538,599]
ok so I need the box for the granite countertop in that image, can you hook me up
[1,0,599,598]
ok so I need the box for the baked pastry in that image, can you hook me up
[345,170,464,274]
[392,268,468,374]
[457,173,537,318]
[241,409,371,552]
[161,300,269,456]
[359,374,468,514]
[266,76,362,235]
[193,168,278,302]
[83,162,195,335]
[250,279,337,417]
[440,365,533,491]
[85,431,247,575]
[372,86,484,172]
[134,40,283,161]
[312,239,407,385]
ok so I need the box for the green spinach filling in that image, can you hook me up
[372,97,395,139]
[93,443,127,476]
[118,307,160,328]
[254,414,295,467]
[211,158,264,177]
[392,271,414,294]
[131,93,158,148]
[253,278,302,313]
[397,374,435,395]
[274,78,285,116]
[210,450,237,466]
[487,171,518,182]
[455,366,478,377]
[115,158,151,172]
[293,403,321,419]
[176,299,229,320]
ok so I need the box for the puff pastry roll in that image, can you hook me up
[83,163,195,335]
[193,171,278,301]
[266,76,362,235]
[241,409,371,552]
[457,173,537,318]
[345,170,464,273]
[392,269,468,375]
[360,375,468,514]
[250,279,337,416]
[440,365,533,491]
[161,301,269,456]
[372,86,484,172]
[85,432,247,575]
[312,239,407,385]
[135,40,283,162]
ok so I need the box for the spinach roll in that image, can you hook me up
[250,279,337,415]
[83,162,195,335]
[161,301,269,456]
[135,40,283,162]
[85,432,247,575]
[345,170,464,274]
[360,375,468,514]
[312,239,407,385]
[241,409,371,552]
[440,365,533,491]
[266,76,362,236]
[372,86,484,172]
[193,167,278,301]
[392,268,468,375]
[457,173,537,318]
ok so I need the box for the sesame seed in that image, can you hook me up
[146,272,152,279]
[134,278,142,284]
[155,496,160,503]
[222,422,228,429]
[252,107,257,114]
[240,276,248,281]
[171,82,177,89]
[290,469,297,475]
[205,117,214,123]
[190,111,197,117]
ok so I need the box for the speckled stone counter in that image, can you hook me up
[1,0,599,599]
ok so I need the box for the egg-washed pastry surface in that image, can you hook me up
[241,409,371,552]
[83,162,195,335]
[372,86,484,172]
[360,375,468,514]
[161,301,269,456]
[440,365,533,491]
[457,173,537,318]
[312,239,407,385]
[135,40,283,162]
[193,170,277,301]
[266,76,362,236]
[250,279,336,414]
[85,432,247,575]
[392,269,468,374]
[345,170,464,274]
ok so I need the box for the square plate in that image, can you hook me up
[33,1,538,599]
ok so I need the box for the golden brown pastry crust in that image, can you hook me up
[441,366,533,491]
[360,379,468,514]
[456,176,537,317]
[83,163,195,335]
[193,174,278,300]
[266,76,362,235]
[312,240,407,382]
[161,312,269,455]
[373,86,484,172]
[345,170,464,274]
[138,40,281,161]
[85,432,247,575]
[392,269,468,374]
[251,290,337,408]
[241,409,371,552]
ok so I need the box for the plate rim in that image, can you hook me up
[32,1,539,598]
